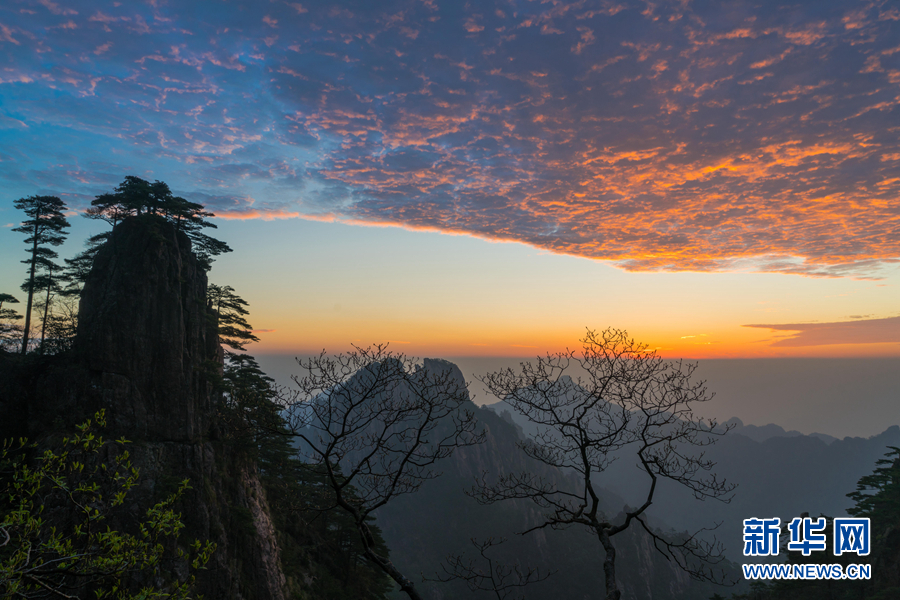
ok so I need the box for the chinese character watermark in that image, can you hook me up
[743,517,781,556]
[787,517,827,556]
[834,518,870,556]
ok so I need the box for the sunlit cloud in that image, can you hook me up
[216,209,302,221]
[744,316,900,346]
[2,0,898,277]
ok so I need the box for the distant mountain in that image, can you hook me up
[721,417,837,445]
[367,362,735,600]
[684,423,900,562]
[482,392,900,564]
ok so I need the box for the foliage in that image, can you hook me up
[473,328,735,600]
[0,411,215,599]
[12,196,70,355]
[86,176,231,270]
[848,446,900,526]
[0,294,23,353]
[208,285,260,353]
[58,235,107,296]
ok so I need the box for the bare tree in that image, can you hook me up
[430,537,552,600]
[278,346,485,600]
[472,328,735,600]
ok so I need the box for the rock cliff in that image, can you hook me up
[0,216,288,599]
[77,216,218,442]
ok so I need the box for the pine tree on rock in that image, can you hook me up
[208,284,260,353]
[87,176,231,270]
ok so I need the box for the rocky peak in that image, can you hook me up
[70,216,285,599]
[77,216,219,441]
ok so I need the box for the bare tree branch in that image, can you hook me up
[471,328,736,600]
[428,537,553,600]
[277,346,486,600]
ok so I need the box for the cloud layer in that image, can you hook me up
[2,0,899,276]
[744,316,900,346]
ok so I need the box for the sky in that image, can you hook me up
[1,1,899,372]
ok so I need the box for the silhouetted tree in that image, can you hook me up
[32,262,69,355]
[849,446,900,598]
[278,347,485,600]
[59,234,106,294]
[164,195,230,270]
[87,176,231,270]
[430,537,552,600]
[208,284,260,353]
[35,295,79,355]
[848,446,900,524]
[0,294,23,352]
[218,352,394,599]
[12,195,70,355]
[472,328,735,600]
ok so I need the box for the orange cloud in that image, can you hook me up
[6,0,899,280]
[215,208,302,221]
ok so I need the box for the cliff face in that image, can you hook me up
[77,216,217,441]
[3,216,288,600]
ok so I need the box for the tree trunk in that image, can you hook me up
[361,544,424,600]
[20,230,38,355]
[332,477,424,600]
[357,519,424,600]
[599,528,621,600]
[39,264,53,355]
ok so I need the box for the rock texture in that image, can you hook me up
[77,216,218,442]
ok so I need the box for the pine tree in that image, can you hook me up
[12,196,70,355]
[33,262,65,355]
[208,284,260,352]
[86,176,231,271]
[214,292,392,599]
[219,353,393,599]
[848,446,900,535]
[0,293,23,352]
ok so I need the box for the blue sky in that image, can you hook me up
[1,0,899,362]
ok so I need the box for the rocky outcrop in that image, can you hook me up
[77,216,218,442]
[80,216,287,600]
[1,216,288,600]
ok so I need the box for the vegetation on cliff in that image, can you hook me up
[0,411,215,599]
[220,352,395,599]
[1,180,397,599]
